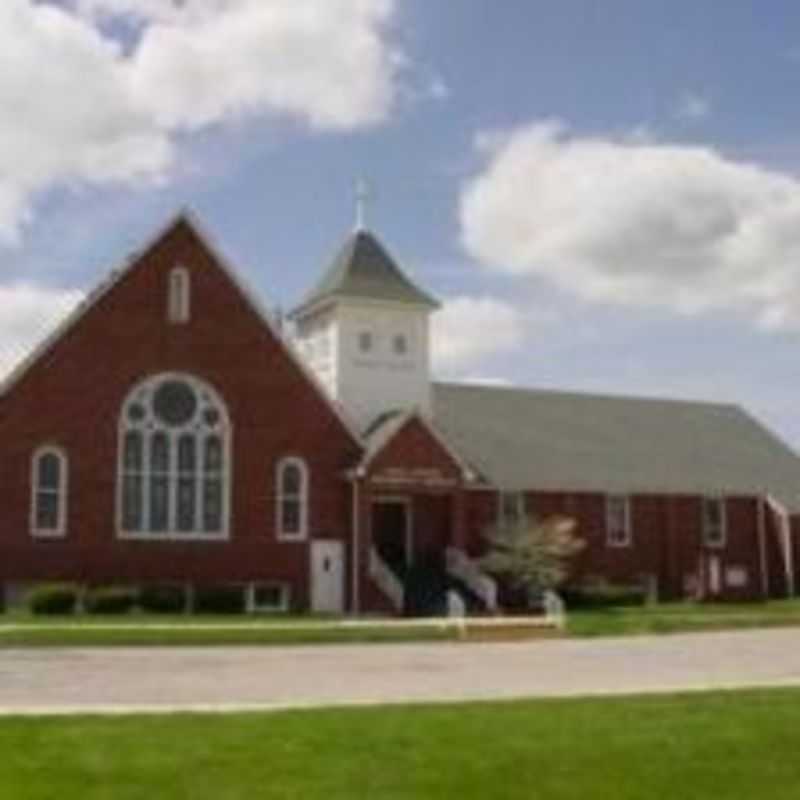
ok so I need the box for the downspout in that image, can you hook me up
[351,475,361,616]
[757,496,769,600]
[787,513,796,598]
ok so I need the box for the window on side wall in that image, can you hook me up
[606,494,632,547]
[498,492,525,527]
[702,496,726,548]
[276,458,309,540]
[31,447,68,538]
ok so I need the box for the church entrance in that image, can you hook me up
[371,498,412,578]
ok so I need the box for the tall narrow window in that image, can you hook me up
[498,492,525,527]
[606,494,632,547]
[118,374,230,538]
[31,447,67,537]
[167,267,190,324]
[702,496,726,548]
[276,458,309,540]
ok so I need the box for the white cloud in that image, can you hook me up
[676,92,712,121]
[0,0,400,243]
[431,295,531,373]
[460,121,800,330]
[0,284,84,380]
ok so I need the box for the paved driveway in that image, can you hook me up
[1,628,800,715]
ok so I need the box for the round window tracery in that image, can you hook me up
[153,380,198,427]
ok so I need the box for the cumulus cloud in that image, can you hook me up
[431,295,532,373]
[0,284,84,380]
[460,121,800,330]
[0,0,400,243]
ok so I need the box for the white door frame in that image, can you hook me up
[310,539,345,614]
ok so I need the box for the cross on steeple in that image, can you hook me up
[355,178,370,232]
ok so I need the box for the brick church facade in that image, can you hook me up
[1,212,799,614]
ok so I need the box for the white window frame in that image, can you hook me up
[247,582,290,613]
[167,266,191,324]
[30,446,68,539]
[116,373,231,541]
[276,457,309,541]
[702,496,727,549]
[605,494,632,548]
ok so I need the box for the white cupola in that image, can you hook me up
[290,229,439,432]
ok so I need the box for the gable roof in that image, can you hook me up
[291,229,439,316]
[432,381,800,511]
[0,210,364,447]
[359,409,474,480]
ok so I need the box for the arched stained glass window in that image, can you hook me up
[118,374,230,538]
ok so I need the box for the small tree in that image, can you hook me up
[480,515,584,608]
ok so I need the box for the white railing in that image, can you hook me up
[767,495,795,597]
[445,547,499,613]
[543,589,566,629]
[368,547,404,612]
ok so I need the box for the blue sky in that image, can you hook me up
[4,1,800,447]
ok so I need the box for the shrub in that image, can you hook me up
[139,584,187,614]
[84,586,137,615]
[193,585,246,615]
[28,584,80,615]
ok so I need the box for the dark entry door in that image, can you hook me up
[372,501,409,578]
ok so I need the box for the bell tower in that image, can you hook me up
[290,226,439,432]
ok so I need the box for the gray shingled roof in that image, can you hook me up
[292,230,439,315]
[432,382,800,510]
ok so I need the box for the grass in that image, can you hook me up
[0,613,459,647]
[567,598,800,637]
[2,599,800,647]
[0,689,799,798]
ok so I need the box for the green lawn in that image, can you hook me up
[1,689,799,798]
[3,599,800,647]
[567,598,800,637]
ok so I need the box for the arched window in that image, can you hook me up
[118,374,230,538]
[31,447,67,537]
[276,457,308,540]
[167,267,190,324]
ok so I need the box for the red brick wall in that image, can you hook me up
[0,218,362,610]
[462,489,768,602]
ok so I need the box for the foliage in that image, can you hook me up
[480,514,584,606]
[28,584,80,615]
[139,585,188,614]
[83,587,138,615]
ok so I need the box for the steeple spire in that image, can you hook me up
[355,178,370,232]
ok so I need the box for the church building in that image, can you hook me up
[1,212,799,614]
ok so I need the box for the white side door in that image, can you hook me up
[311,540,345,614]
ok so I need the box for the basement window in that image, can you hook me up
[248,583,289,613]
